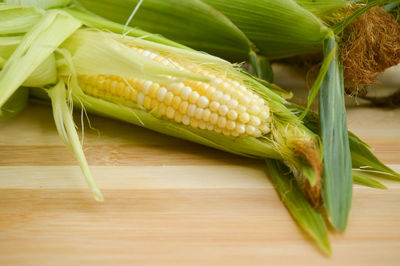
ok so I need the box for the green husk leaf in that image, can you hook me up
[4,0,71,9]
[64,7,188,49]
[350,134,400,179]
[75,0,252,61]
[352,173,387,189]
[294,0,347,16]
[0,3,43,34]
[249,50,274,82]
[319,35,352,232]
[47,80,103,201]
[0,87,28,119]
[0,9,81,108]
[202,0,330,59]
[299,36,335,119]
[60,30,209,85]
[265,159,331,255]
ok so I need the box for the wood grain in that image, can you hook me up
[0,103,399,266]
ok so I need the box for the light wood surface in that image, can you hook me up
[0,103,399,266]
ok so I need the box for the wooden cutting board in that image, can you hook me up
[0,103,399,266]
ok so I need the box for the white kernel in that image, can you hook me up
[166,106,175,119]
[157,87,167,101]
[250,116,261,127]
[227,99,239,109]
[188,104,197,117]
[258,98,265,105]
[237,105,246,113]
[232,81,240,87]
[210,113,218,124]
[182,115,190,125]
[249,105,261,115]
[240,95,251,105]
[226,120,236,130]
[260,111,269,120]
[162,59,170,65]
[212,91,223,101]
[217,117,226,128]
[189,91,200,104]
[197,96,210,108]
[221,94,231,105]
[227,110,238,120]
[253,129,262,137]
[209,101,220,112]
[211,78,223,86]
[218,105,229,116]
[195,108,204,119]
[207,123,214,131]
[236,124,246,134]
[239,112,250,123]
[137,93,144,105]
[260,124,270,133]
[246,125,256,135]
[181,86,192,100]
[202,109,211,121]
[143,81,152,95]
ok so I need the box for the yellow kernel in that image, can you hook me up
[150,99,158,109]
[172,96,182,109]
[179,101,189,113]
[149,83,160,98]
[174,112,183,123]
[159,103,167,115]
[166,106,175,119]
[130,90,138,101]
[143,96,152,109]
[190,119,199,128]
[164,92,174,105]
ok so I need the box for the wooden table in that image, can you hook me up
[1,103,399,265]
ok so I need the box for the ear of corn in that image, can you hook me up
[1,2,399,253]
